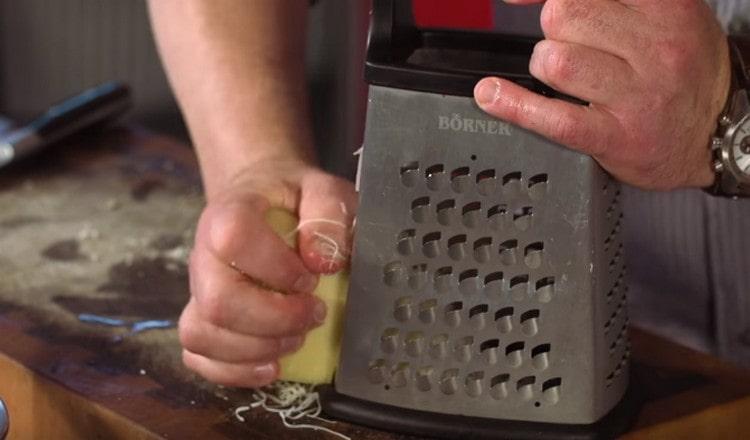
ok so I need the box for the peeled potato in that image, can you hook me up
[265,208,348,385]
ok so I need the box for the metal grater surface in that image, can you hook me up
[335,86,629,425]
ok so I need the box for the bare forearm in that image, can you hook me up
[148,0,314,198]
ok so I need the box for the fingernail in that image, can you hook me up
[280,336,304,353]
[293,273,318,293]
[475,79,500,107]
[253,362,277,382]
[313,300,327,324]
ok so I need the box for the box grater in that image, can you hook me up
[321,1,638,438]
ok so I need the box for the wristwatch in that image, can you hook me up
[709,35,750,197]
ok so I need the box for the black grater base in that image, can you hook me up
[319,383,642,440]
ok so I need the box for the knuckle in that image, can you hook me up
[543,45,576,86]
[178,321,202,353]
[203,202,244,260]
[198,289,230,328]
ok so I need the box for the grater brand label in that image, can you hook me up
[438,114,512,136]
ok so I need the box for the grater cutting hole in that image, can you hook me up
[450,167,472,193]
[465,371,485,397]
[397,229,417,256]
[502,172,523,195]
[444,301,463,327]
[434,266,455,294]
[469,304,489,330]
[499,240,519,266]
[473,237,493,263]
[520,309,540,336]
[405,331,425,357]
[517,376,536,401]
[531,344,551,371]
[488,204,508,230]
[400,162,420,187]
[411,197,431,223]
[484,272,504,298]
[495,307,514,333]
[524,242,544,269]
[440,369,460,395]
[510,275,530,301]
[418,299,438,324]
[462,202,483,228]
[391,362,410,388]
[368,359,388,384]
[454,337,474,363]
[513,207,534,231]
[476,169,498,196]
[536,277,555,303]
[383,261,407,287]
[506,341,525,367]
[394,297,413,322]
[448,235,468,261]
[430,334,450,359]
[425,164,447,191]
[423,232,442,258]
[490,374,511,399]
[416,367,434,391]
[480,339,500,365]
[459,269,481,295]
[542,378,562,405]
[380,328,400,354]
[436,199,457,226]
[409,264,429,290]
[528,174,549,200]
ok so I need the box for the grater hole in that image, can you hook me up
[408,264,429,290]
[380,328,400,354]
[542,378,562,405]
[462,202,483,228]
[503,171,522,186]
[368,359,388,384]
[459,269,481,296]
[454,336,474,363]
[473,237,493,263]
[487,204,508,230]
[536,277,555,303]
[531,344,551,370]
[469,304,489,330]
[423,232,442,258]
[411,197,431,223]
[499,240,519,266]
[383,261,407,287]
[495,307,514,333]
[390,362,410,388]
[397,229,417,256]
[400,162,420,187]
[521,309,540,336]
[436,199,457,226]
[528,174,549,200]
[465,371,485,397]
[418,299,438,324]
[430,334,450,360]
[490,374,511,400]
[425,164,447,191]
[510,275,530,301]
[476,169,498,196]
[440,369,460,395]
[513,207,534,231]
[405,331,425,357]
[444,301,463,327]
[516,376,536,401]
[434,266,455,294]
[394,296,413,322]
[448,234,468,261]
[484,271,504,298]
[451,167,472,193]
[416,367,434,391]
[506,341,525,368]
[524,242,544,269]
[480,339,500,365]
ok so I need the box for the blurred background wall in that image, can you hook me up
[0,0,369,178]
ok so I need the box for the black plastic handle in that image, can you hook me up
[28,81,132,143]
[366,0,557,98]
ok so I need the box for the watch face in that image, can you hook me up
[731,116,750,178]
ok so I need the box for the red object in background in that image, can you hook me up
[412,0,493,30]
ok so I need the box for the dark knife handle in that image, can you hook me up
[27,81,132,144]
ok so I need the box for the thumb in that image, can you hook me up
[297,171,358,274]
